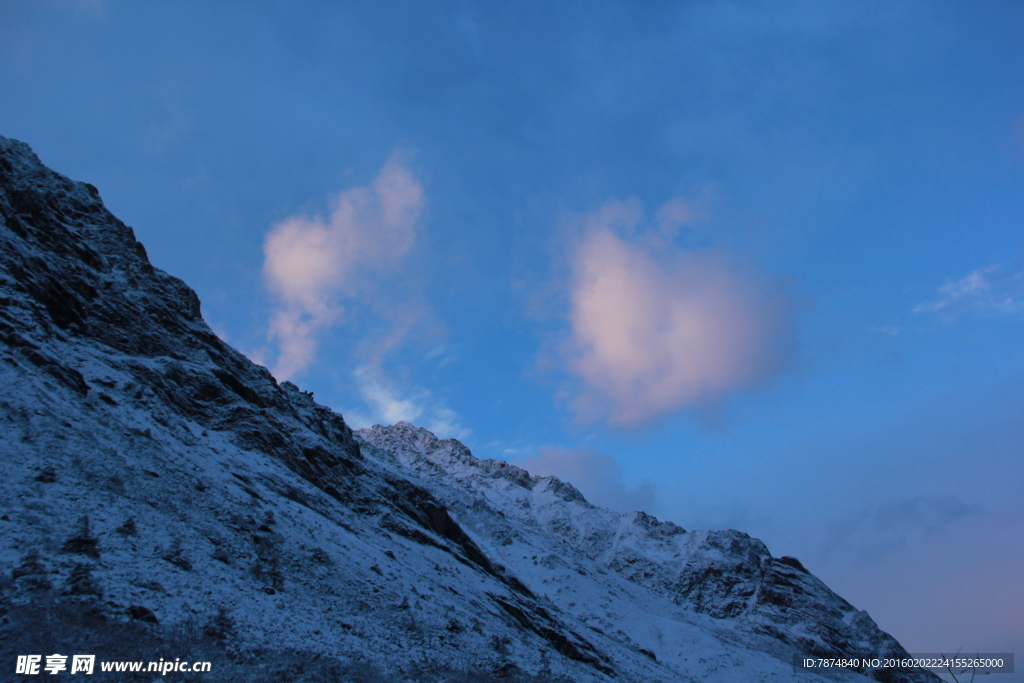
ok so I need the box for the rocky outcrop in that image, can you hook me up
[0,134,938,683]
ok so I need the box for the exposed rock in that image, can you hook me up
[0,134,939,683]
[127,605,159,624]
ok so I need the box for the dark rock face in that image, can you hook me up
[0,134,364,499]
[127,604,159,624]
[0,134,939,683]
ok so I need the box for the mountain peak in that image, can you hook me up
[0,135,939,682]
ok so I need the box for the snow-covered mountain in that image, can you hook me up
[0,134,939,682]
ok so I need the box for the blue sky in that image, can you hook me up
[2,0,1022,670]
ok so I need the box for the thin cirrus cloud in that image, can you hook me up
[913,264,1023,317]
[262,154,424,380]
[561,199,797,428]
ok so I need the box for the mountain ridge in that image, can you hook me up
[0,134,938,682]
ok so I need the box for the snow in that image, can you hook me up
[0,133,938,682]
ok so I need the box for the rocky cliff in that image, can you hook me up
[0,134,938,683]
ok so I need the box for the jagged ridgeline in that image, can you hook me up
[0,135,939,683]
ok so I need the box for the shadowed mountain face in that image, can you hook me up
[0,135,939,683]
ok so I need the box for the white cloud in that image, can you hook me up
[561,199,797,427]
[515,447,656,514]
[260,156,469,439]
[262,154,424,379]
[914,264,1023,316]
[345,366,470,440]
[425,344,460,368]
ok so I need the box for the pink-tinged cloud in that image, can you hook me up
[563,200,796,427]
[262,155,423,379]
[516,447,656,514]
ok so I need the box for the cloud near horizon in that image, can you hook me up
[562,200,797,427]
[515,447,656,514]
[262,155,424,379]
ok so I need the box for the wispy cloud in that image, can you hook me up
[515,447,656,514]
[345,366,469,439]
[560,199,797,427]
[425,344,460,368]
[913,264,1024,317]
[262,154,424,379]
[260,156,469,437]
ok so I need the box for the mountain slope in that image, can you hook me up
[0,134,937,683]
